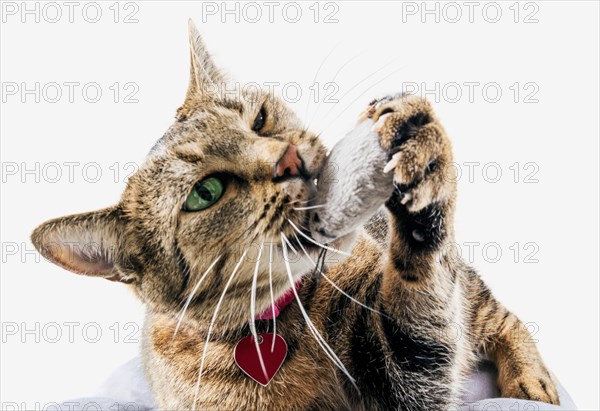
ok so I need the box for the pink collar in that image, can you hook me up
[256,280,302,320]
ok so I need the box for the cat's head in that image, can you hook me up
[31,21,354,331]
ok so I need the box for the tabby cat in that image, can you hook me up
[32,21,559,410]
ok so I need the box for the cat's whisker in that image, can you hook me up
[303,41,341,124]
[249,239,268,381]
[305,51,365,130]
[317,57,400,127]
[291,232,305,254]
[192,248,250,411]
[268,241,277,352]
[292,231,314,261]
[281,233,299,255]
[280,232,299,260]
[286,198,316,206]
[319,274,389,317]
[294,221,311,233]
[173,254,222,338]
[287,219,352,257]
[293,205,326,211]
[174,251,194,309]
[318,65,407,137]
[293,232,389,318]
[280,233,357,388]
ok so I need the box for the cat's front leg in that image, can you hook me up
[363,94,464,409]
[466,276,560,404]
[492,312,561,404]
[369,94,560,406]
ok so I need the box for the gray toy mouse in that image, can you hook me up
[309,110,394,243]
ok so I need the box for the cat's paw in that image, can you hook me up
[368,94,455,213]
[499,368,560,405]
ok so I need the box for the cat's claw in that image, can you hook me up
[357,105,377,123]
[400,192,412,205]
[383,152,401,173]
[372,113,392,133]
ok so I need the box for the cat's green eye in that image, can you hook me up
[183,177,224,211]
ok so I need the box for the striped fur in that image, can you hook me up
[31,22,559,410]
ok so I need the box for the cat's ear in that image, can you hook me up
[31,207,136,283]
[179,19,225,117]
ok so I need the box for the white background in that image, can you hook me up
[1,1,598,409]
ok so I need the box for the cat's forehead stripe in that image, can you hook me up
[174,151,204,164]
[220,98,245,115]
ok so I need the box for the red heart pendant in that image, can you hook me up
[234,333,287,386]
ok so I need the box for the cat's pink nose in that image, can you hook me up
[275,144,304,178]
